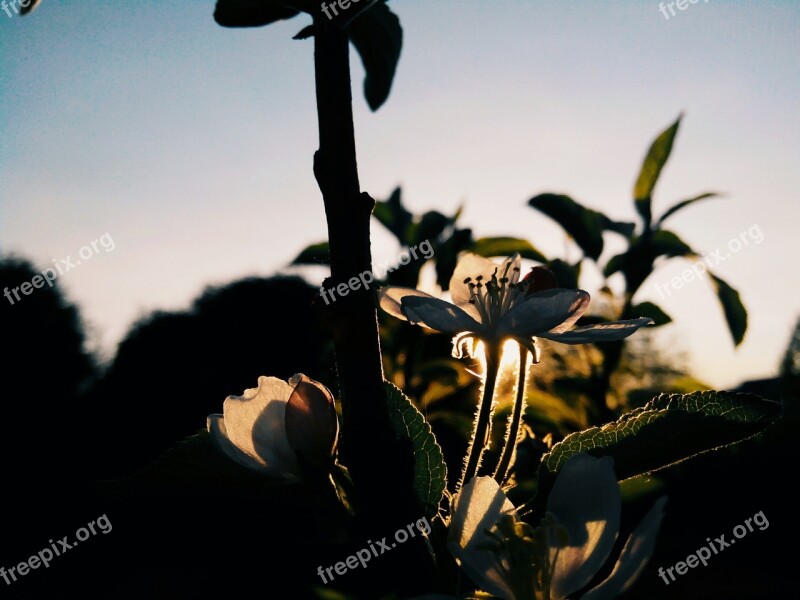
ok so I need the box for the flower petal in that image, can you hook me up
[402,295,483,334]
[207,414,271,473]
[285,374,339,464]
[447,476,516,600]
[379,286,442,322]
[451,253,522,306]
[450,253,500,306]
[497,289,590,337]
[539,318,654,344]
[581,497,668,600]
[221,376,298,477]
[547,454,621,599]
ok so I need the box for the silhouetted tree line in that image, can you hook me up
[1,253,797,598]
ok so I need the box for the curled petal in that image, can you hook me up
[522,265,558,294]
[547,454,621,599]
[285,374,339,464]
[540,318,654,345]
[497,289,590,338]
[511,336,540,363]
[448,477,516,600]
[208,376,298,478]
[379,287,440,322]
[581,497,668,600]
[402,295,483,334]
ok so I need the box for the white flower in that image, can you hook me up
[379,253,652,358]
[447,454,667,600]
[207,374,338,480]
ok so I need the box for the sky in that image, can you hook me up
[1,1,798,387]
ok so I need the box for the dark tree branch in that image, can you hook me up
[312,18,418,529]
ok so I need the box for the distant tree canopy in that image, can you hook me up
[83,275,331,476]
[0,255,95,487]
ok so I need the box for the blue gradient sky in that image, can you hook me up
[1,1,798,386]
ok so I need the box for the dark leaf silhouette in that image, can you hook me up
[292,241,331,266]
[472,236,547,263]
[528,193,632,261]
[348,1,403,111]
[657,192,721,227]
[214,0,300,27]
[709,271,748,346]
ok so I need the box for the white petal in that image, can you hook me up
[402,296,483,334]
[547,454,621,599]
[581,497,667,600]
[447,476,516,600]
[220,376,299,477]
[450,253,499,307]
[207,414,270,472]
[379,287,440,322]
[505,254,523,284]
[540,318,653,344]
[497,289,590,338]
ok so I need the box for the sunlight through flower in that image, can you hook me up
[447,454,667,600]
[379,253,653,360]
[207,374,338,480]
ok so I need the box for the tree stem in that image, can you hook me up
[493,345,529,484]
[312,20,416,524]
[459,341,502,491]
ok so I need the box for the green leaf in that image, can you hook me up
[656,192,721,227]
[348,1,403,111]
[293,24,316,40]
[435,228,474,290]
[291,241,330,266]
[547,258,581,290]
[214,0,299,28]
[472,237,547,263]
[603,231,693,295]
[408,211,450,246]
[708,272,748,346]
[601,217,636,240]
[631,301,672,327]
[540,390,780,490]
[385,381,447,517]
[650,229,695,258]
[634,114,683,227]
[603,251,627,278]
[528,194,629,261]
[373,187,413,243]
